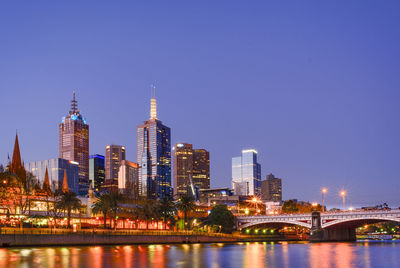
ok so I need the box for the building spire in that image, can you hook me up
[11,132,22,174]
[150,85,157,120]
[43,167,51,192]
[62,169,69,193]
[70,90,78,114]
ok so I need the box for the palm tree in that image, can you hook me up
[92,194,112,229]
[176,195,196,230]
[136,199,157,229]
[157,197,176,230]
[109,192,124,230]
[55,191,82,228]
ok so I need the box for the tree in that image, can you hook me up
[282,200,299,213]
[92,194,112,229]
[157,197,176,230]
[176,195,196,230]
[109,192,124,230]
[136,199,158,229]
[207,204,236,233]
[56,191,82,228]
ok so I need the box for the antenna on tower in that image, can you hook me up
[70,90,78,114]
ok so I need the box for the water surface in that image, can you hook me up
[0,241,399,267]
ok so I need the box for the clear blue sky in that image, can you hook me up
[1,1,399,208]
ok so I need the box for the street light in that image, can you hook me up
[322,188,327,212]
[340,190,346,211]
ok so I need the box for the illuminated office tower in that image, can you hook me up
[89,154,105,195]
[231,149,261,196]
[261,173,282,202]
[59,91,89,196]
[173,143,210,198]
[118,160,139,198]
[104,145,126,192]
[137,91,171,199]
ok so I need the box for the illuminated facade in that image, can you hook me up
[25,158,79,194]
[59,91,89,196]
[105,145,126,192]
[89,154,105,195]
[232,149,261,196]
[173,143,210,198]
[261,173,282,202]
[118,160,139,198]
[137,94,171,199]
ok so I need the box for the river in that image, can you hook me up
[0,241,399,267]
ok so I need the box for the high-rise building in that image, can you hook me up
[137,92,171,199]
[25,158,79,194]
[173,143,210,198]
[261,173,282,202]
[118,160,139,198]
[105,145,126,192]
[89,154,105,195]
[59,92,89,196]
[231,149,261,196]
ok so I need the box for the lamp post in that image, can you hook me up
[340,191,346,211]
[322,188,327,212]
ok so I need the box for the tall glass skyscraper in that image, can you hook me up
[232,149,261,196]
[59,91,89,196]
[105,145,126,192]
[137,92,171,199]
[89,154,105,195]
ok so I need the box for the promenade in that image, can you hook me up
[0,228,297,247]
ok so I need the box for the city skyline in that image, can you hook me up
[1,2,399,207]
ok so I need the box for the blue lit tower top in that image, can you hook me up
[61,91,87,124]
[59,91,90,196]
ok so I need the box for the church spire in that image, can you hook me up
[62,170,69,193]
[11,132,22,174]
[43,167,51,192]
[150,85,157,120]
[70,90,78,114]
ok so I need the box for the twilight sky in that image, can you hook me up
[1,1,399,208]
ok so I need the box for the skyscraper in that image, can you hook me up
[232,149,261,196]
[118,160,139,198]
[59,92,89,196]
[173,143,210,198]
[105,145,126,192]
[137,91,171,199]
[89,154,105,195]
[261,173,282,202]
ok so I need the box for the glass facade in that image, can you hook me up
[118,160,139,198]
[25,158,79,194]
[137,97,171,199]
[59,92,89,196]
[231,149,261,196]
[261,173,282,202]
[173,143,210,198]
[105,145,126,191]
[89,154,105,195]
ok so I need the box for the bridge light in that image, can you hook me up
[312,203,318,207]
[349,207,354,211]
[322,188,327,194]
[263,229,267,234]
[270,230,274,234]
[246,229,250,234]
[255,229,259,234]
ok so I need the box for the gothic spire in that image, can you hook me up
[43,167,51,192]
[11,132,22,174]
[62,169,69,193]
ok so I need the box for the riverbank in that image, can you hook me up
[0,229,302,247]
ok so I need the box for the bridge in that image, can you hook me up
[237,210,400,241]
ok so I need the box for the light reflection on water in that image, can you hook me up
[0,241,399,267]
